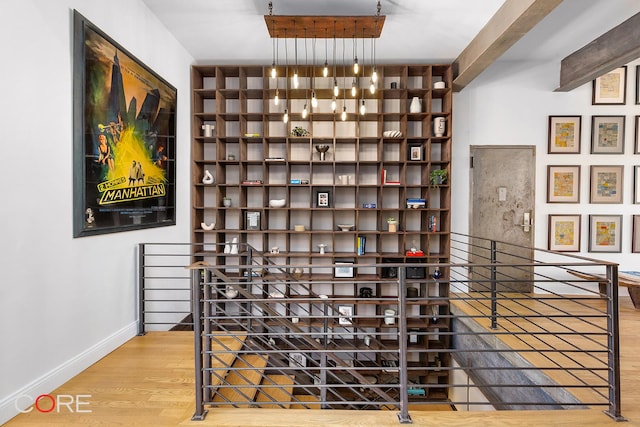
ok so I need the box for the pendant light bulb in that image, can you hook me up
[271,64,277,79]
[323,61,329,78]
[311,91,318,108]
[293,71,299,89]
[351,81,357,97]
[372,68,378,83]
[331,97,337,112]
[360,99,366,115]
[302,103,308,119]
[341,106,347,121]
[283,109,289,123]
[274,88,280,105]
[369,80,376,94]
[333,79,339,97]
[353,58,359,75]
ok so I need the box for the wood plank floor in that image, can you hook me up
[5,297,640,426]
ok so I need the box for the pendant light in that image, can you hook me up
[293,22,299,89]
[283,29,289,123]
[302,33,308,119]
[360,28,366,115]
[332,22,339,98]
[323,28,329,78]
[369,37,377,94]
[353,21,359,75]
[311,24,318,109]
[341,32,347,121]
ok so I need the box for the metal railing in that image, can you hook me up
[137,236,624,423]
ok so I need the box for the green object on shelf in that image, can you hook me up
[290,126,310,137]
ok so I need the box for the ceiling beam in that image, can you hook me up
[452,0,562,92]
[555,12,640,92]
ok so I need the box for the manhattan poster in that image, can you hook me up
[73,11,177,236]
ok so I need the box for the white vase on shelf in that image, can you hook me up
[202,170,214,184]
[230,237,238,254]
[409,96,421,113]
[434,117,446,137]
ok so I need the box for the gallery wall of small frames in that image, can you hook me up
[546,65,640,253]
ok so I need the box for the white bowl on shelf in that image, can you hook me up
[337,224,354,231]
[269,199,286,208]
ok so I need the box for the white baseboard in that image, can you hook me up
[0,321,137,424]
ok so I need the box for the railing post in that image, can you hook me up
[191,268,208,421]
[397,266,412,424]
[605,264,626,421]
[490,240,498,330]
[137,243,146,336]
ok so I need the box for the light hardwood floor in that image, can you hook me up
[5,297,639,426]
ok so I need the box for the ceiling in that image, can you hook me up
[142,0,640,71]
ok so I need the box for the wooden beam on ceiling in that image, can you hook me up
[452,0,562,92]
[555,12,640,92]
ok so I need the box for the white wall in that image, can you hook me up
[0,1,193,423]
[453,58,640,277]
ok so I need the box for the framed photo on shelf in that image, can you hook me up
[548,116,581,154]
[592,66,626,105]
[589,214,622,253]
[590,165,623,204]
[245,211,261,230]
[334,261,355,278]
[635,116,640,154]
[547,165,580,203]
[409,144,423,161]
[338,305,354,325]
[635,166,640,204]
[591,116,625,154]
[633,215,640,253]
[548,214,581,252]
[314,188,332,208]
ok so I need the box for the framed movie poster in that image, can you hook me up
[73,11,177,237]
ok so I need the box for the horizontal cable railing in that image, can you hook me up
[138,237,623,423]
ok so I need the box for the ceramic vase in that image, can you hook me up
[434,117,445,137]
[202,170,214,185]
[409,96,421,113]
[202,124,215,137]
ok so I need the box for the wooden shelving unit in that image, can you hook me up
[191,63,452,399]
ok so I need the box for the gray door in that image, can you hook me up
[469,146,535,293]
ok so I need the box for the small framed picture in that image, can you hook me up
[590,165,623,204]
[338,305,354,325]
[547,165,580,203]
[334,261,355,278]
[589,214,622,253]
[634,166,640,204]
[548,116,581,154]
[592,66,626,105]
[409,144,422,161]
[245,211,261,230]
[634,116,640,154]
[633,215,640,253]
[548,214,581,252]
[591,116,625,154]
[289,352,307,368]
[314,189,332,208]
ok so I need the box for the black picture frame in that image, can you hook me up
[245,211,261,230]
[314,188,333,208]
[73,10,177,237]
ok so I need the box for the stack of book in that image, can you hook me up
[356,236,366,255]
